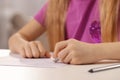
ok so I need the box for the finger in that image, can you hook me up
[53,41,68,58]
[29,42,40,58]
[24,44,33,58]
[58,48,69,62]
[18,47,26,58]
[45,52,51,58]
[36,41,46,57]
[63,53,72,64]
[70,59,81,65]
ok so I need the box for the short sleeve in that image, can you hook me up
[34,3,47,27]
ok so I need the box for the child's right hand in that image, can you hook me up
[18,41,50,58]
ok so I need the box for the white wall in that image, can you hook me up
[0,0,47,16]
[11,0,47,16]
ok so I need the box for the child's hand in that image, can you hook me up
[18,41,50,58]
[53,39,103,65]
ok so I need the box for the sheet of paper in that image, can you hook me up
[0,53,67,68]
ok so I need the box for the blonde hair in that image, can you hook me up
[100,0,120,42]
[46,0,70,51]
[45,0,120,51]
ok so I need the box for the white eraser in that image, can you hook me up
[51,57,59,63]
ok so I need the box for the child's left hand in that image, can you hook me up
[53,39,103,65]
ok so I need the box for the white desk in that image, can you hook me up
[0,49,120,80]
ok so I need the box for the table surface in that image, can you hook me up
[0,49,120,80]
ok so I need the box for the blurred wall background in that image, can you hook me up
[0,0,49,49]
[0,0,47,16]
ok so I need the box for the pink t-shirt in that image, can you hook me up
[34,0,117,43]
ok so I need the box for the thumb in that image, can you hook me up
[53,41,68,58]
[45,52,51,58]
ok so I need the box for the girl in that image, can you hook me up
[9,0,120,64]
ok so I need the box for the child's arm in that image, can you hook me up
[94,42,120,60]
[9,19,50,58]
[53,39,120,65]
[18,19,46,41]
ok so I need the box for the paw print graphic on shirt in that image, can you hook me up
[89,21,101,43]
